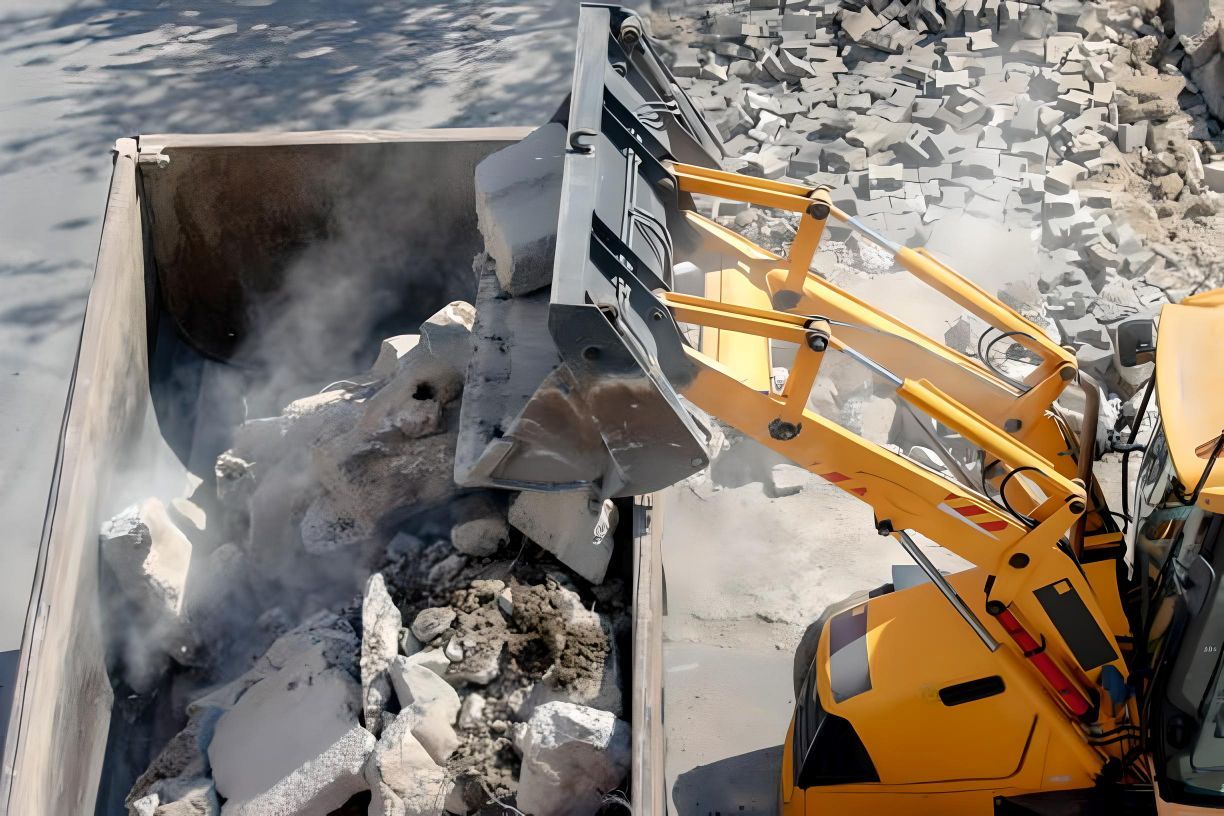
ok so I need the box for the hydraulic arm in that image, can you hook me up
[657,167,1142,804]
[471,8,1142,809]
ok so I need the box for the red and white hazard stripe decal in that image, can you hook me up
[937,493,1010,538]
[818,470,868,497]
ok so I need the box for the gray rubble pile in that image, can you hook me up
[104,298,632,815]
[653,0,1224,443]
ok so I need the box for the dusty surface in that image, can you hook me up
[660,463,970,813]
[663,642,792,816]
[662,473,968,651]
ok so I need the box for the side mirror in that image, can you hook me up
[1115,317,1156,367]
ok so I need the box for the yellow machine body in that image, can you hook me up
[658,163,1157,813]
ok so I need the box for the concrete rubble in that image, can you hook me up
[474,123,567,298]
[112,297,631,814]
[650,0,1224,442]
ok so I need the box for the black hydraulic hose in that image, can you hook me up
[998,466,1044,529]
[981,329,1040,392]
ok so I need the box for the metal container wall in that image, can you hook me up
[0,128,531,816]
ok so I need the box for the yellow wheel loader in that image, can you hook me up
[466,5,1224,813]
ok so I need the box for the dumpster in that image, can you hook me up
[1,126,666,816]
[1,127,651,815]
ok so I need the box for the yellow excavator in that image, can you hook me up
[467,5,1224,813]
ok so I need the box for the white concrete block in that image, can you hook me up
[508,490,619,584]
[474,124,565,297]
[515,703,631,816]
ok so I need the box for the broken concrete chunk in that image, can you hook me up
[1044,161,1087,195]
[101,498,193,620]
[370,334,422,380]
[391,661,460,726]
[405,648,452,679]
[388,657,462,764]
[209,660,372,816]
[309,423,458,550]
[1117,121,1148,152]
[515,702,631,816]
[841,7,883,41]
[189,610,359,717]
[147,778,221,816]
[363,712,450,816]
[474,123,565,297]
[299,491,375,556]
[444,636,464,663]
[270,389,367,456]
[214,451,256,509]
[450,492,511,557]
[508,490,619,584]
[220,726,374,816]
[125,706,223,815]
[458,693,487,730]
[361,573,402,737]
[820,138,869,173]
[411,607,456,644]
[355,301,475,441]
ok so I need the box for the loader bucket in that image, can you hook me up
[456,3,728,499]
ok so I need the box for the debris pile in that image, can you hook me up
[652,0,1224,429]
[106,296,631,815]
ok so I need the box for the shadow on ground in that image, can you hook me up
[673,745,783,815]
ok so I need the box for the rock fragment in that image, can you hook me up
[515,702,631,816]
[450,492,511,557]
[508,491,619,584]
[101,498,193,621]
[307,300,473,549]
[388,658,462,764]
[364,713,450,816]
[208,656,374,815]
[411,607,457,644]
[474,123,566,297]
[458,693,487,730]
[361,573,402,737]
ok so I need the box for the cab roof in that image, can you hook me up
[1156,288,1224,494]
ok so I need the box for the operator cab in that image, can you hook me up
[1128,291,1224,809]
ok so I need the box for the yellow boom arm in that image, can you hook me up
[661,165,1135,743]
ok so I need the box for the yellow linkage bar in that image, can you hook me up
[667,160,1074,377]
